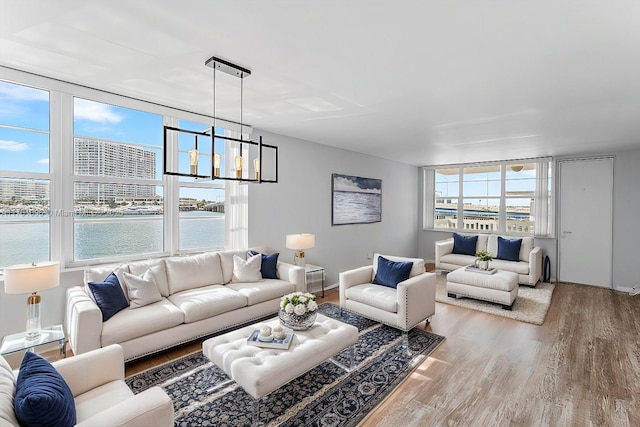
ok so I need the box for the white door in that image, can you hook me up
[558,158,613,287]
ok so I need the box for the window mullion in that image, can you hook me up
[499,164,506,233]
[59,93,76,267]
[164,116,179,254]
[457,167,463,230]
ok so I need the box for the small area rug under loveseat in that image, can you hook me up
[126,303,444,426]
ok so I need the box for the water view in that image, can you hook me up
[0,211,224,267]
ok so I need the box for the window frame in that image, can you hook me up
[423,158,554,237]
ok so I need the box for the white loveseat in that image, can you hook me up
[65,250,305,361]
[435,234,542,286]
[0,344,173,427]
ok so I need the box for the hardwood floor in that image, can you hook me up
[124,283,640,426]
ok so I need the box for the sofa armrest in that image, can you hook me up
[65,286,103,356]
[75,386,174,427]
[53,344,124,397]
[396,272,436,330]
[529,246,543,285]
[435,238,454,270]
[339,265,374,308]
[277,262,306,293]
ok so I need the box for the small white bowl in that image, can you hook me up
[258,334,274,342]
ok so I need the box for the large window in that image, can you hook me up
[0,73,232,270]
[73,98,165,261]
[0,81,51,268]
[425,159,553,237]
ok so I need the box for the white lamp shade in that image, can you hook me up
[286,234,315,250]
[4,262,60,294]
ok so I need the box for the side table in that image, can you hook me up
[1,324,67,359]
[305,264,325,298]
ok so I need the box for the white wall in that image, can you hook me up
[248,130,420,287]
[611,150,640,290]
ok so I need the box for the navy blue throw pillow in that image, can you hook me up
[14,351,76,427]
[87,272,129,321]
[496,236,522,261]
[248,251,279,279]
[452,233,478,256]
[372,256,413,289]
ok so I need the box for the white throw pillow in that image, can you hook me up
[232,254,262,283]
[122,269,162,309]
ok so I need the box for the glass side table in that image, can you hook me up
[0,324,67,358]
[305,264,325,298]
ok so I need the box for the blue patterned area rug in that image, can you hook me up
[126,303,445,426]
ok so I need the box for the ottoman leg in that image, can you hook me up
[447,292,457,299]
[502,302,514,311]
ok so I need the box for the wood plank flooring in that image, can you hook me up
[125,282,640,426]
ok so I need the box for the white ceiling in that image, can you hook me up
[2,0,640,166]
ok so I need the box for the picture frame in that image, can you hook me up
[331,173,382,225]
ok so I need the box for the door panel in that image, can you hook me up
[558,158,613,287]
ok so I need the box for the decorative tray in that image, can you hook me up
[247,329,294,350]
[464,265,497,275]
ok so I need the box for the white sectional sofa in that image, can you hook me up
[435,234,542,286]
[65,250,305,361]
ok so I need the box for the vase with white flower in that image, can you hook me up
[278,292,318,330]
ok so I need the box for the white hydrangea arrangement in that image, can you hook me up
[280,292,318,316]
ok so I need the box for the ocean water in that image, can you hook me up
[333,191,381,225]
[0,211,225,267]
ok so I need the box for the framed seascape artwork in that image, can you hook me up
[332,173,382,225]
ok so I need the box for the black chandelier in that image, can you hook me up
[163,56,278,183]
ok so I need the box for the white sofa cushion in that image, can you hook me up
[226,279,296,306]
[165,252,224,294]
[73,380,133,424]
[101,299,184,347]
[168,284,248,324]
[128,259,169,297]
[373,253,425,278]
[440,253,476,266]
[231,254,262,283]
[122,270,163,309]
[218,250,249,284]
[489,259,531,275]
[0,355,18,426]
[344,283,398,313]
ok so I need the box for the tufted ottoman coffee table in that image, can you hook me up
[446,267,519,310]
[202,314,359,424]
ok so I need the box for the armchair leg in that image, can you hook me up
[402,331,413,356]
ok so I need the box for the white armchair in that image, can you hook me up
[0,344,174,427]
[339,254,436,331]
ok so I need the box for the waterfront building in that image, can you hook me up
[74,137,156,202]
[0,179,49,203]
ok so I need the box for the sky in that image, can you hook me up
[0,80,224,202]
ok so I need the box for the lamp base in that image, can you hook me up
[294,251,305,267]
[26,293,41,341]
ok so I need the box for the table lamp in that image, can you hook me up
[3,261,60,340]
[286,234,315,266]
